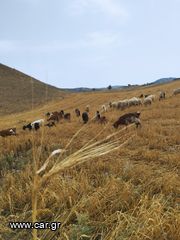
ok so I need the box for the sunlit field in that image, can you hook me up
[0,81,180,240]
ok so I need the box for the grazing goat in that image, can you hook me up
[64,113,71,121]
[59,110,64,115]
[75,108,81,117]
[95,111,101,120]
[82,112,89,124]
[0,128,17,137]
[94,111,107,124]
[23,119,44,131]
[47,111,63,122]
[139,94,144,98]
[98,116,108,124]
[113,112,141,129]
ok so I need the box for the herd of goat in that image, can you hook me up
[0,88,179,137]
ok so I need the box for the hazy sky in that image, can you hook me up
[0,0,180,88]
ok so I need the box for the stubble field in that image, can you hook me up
[0,81,179,240]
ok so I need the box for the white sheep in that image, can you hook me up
[117,99,129,110]
[173,88,180,95]
[101,104,107,112]
[144,97,152,106]
[147,94,156,101]
[111,101,118,109]
[128,97,142,107]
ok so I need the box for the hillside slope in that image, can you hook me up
[0,63,65,115]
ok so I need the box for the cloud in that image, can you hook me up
[68,0,128,18]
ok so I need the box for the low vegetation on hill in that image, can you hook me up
[0,63,65,115]
[0,80,179,240]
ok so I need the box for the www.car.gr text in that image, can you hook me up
[9,221,61,231]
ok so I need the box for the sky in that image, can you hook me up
[0,0,180,88]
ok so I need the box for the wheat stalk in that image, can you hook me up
[37,124,134,181]
[32,110,135,240]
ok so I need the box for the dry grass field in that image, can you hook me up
[0,80,179,240]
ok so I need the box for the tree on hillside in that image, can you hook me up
[107,85,112,90]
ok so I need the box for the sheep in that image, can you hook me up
[111,101,118,109]
[101,104,107,112]
[117,100,129,110]
[109,102,112,108]
[147,95,156,101]
[113,112,141,129]
[128,97,142,107]
[128,97,136,107]
[173,88,180,95]
[144,97,152,106]
[159,91,165,101]
[137,98,142,105]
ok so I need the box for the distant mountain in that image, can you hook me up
[150,77,177,85]
[64,87,95,92]
[64,85,126,92]
[0,63,65,115]
[68,78,179,92]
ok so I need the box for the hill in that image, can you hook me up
[63,78,179,92]
[150,77,177,85]
[0,63,65,115]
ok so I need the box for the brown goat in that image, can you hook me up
[0,128,17,137]
[113,112,141,129]
[98,116,108,124]
[47,111,63,122]
[64,113,71,121]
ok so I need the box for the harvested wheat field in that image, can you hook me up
[0,81,180,240]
